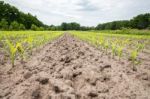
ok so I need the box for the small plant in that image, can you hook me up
[111,43,116,58]
[130,49,138,71]
[5,40,17,67]
[137,43,145,52]
[26,36,33,55]
[91,36,97,46]
[117,46,123,60]
[98,36,104,50]
[16,42,25,62]
[104,41,109,54]
[95,35,99,47]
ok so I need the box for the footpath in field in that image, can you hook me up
[0,33,149,99]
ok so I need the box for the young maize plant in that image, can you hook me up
[137,43,145,52]
[5,40,17,67]
[35,36,45,48]
[124,39,130,45]
[130,49,138,71]
[117,46,123,60]
[16,42,25,62]
[26,36,34,55]
[111,43,117,58]
[95,34,99,47]
[103,40,109,54]
[91,36,97,46]
[98,36,104,51]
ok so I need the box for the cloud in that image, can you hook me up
[76,0,98,11]
[5,0,150,26]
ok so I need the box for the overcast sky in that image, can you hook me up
[5,0,150,26]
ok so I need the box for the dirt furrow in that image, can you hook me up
[0,33,149,99]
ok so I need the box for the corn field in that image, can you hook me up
[0,31,63,66]
[71,31,150,71]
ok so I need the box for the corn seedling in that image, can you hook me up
[91,36,96,46]
[26,36,33,55]
[5,40,17,67]
[130,49,138,71]
[111,43,117,58]
[16,42,25,62]
[98,36,104,50]
[137,43,145,52]
[117,46,123,60]
[104,41,109,54]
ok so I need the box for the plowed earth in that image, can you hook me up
[0,34,150,99]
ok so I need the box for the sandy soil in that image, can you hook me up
[0,33,150,99]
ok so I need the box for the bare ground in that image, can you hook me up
[0,33,150,99]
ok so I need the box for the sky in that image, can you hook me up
[5,0,150,26]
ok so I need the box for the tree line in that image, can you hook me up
[96,13,150,30]
[0,1,150,31]
[0,1,45,30]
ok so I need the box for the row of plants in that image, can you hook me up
[0,31,63,67]
[71,31,149,71]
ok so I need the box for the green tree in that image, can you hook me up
[60,22,81,30]
[69,22,80,30]
[19,24,25,30]
[9,21,20,30]
[31,24,38,31]
[39,27,44,31]
[130,13,150,29]
[49,25,56,30]
[0,1,45,30]
[61,22,68,30]
[0,19,8,30]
